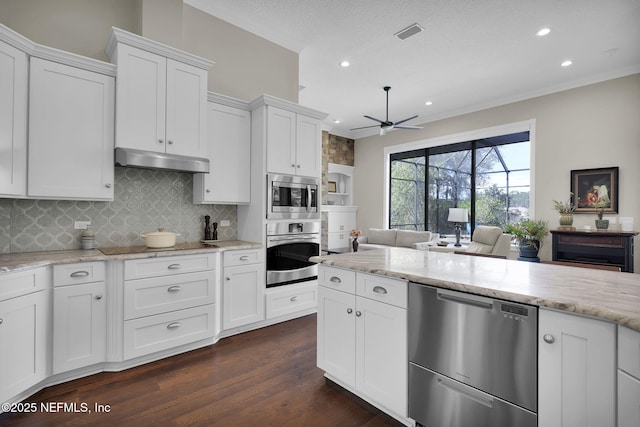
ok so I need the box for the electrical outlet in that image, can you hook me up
[74,221,91,230]
[220,220,230,227]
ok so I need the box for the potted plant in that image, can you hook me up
[504,219,549,262]
[594,202,609,230]
[553,193,577,227]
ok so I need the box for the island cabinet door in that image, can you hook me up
[355,295,407,418]
[317,285,356,388]
[538,308,615,427]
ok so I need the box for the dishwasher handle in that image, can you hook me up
[437,289,494,310]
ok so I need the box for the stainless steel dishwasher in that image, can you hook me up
[408,282,537,427]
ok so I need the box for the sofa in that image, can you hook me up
[429,225,512,258]
[357,228,440,251]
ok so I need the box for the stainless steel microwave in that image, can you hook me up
[267,174,320,219]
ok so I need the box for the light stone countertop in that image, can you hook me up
[311,247,640,332]
[0,240,261,273]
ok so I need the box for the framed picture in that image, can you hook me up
[328,181,337,193]
[571,167,619,213]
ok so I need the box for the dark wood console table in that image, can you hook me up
[551,229,638,272]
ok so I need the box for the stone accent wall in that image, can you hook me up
[0,167,237,254]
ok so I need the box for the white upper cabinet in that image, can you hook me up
[194,94,251,204]
[28,57,115,200]
[266,105,322,178]
[0,38,28,197]
[106,28,213,159]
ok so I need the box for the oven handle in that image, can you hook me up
[268,235,318,242]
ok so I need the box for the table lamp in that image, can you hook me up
[448,208,468,247]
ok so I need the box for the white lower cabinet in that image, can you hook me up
[618,325,640,427]
[222,255,265,330]
[52,262,107,374]
[265,281,317,320]
[538,308,616,427]
[122,254,218,360]
[0,289,48,404]
[317,266,407,419]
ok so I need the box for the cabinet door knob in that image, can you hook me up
[543,334,555,344]
[206,188,211,193]
[291,163,296,168]
[0,318,3,325]
[168,140,174,145]
[346,308,353,314]
[297,164,301,168]
[226,277,230,281]
[105,183,112,188]
[158,138,164,144]
[95,294,103,300]
[355,311,362,317]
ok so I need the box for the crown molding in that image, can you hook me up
[249,94,328,120]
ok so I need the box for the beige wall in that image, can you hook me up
[0,0,298,102]
[354,73,640,265]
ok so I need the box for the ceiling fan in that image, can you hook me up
[351,86,423,136]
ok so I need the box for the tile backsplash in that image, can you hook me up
[0,167,237,254]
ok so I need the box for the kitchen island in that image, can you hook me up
[311,247,640,427]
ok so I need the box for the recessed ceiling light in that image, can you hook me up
[561,60,573,67]
[333,119,341,124]
[425,101,433,106]
[537,28,551,36]
[340,61,350,67]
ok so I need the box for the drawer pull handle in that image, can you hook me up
[239,255,250,261]
[70,271,90,278]
[290,296,298,302]
[373,286,388,294]
[167,264,181,270]
[167,322,181,329]
[95,294,103,300]
[329,276,341,283]
[168,286,182,293]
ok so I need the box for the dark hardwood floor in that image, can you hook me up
[0,314,404,426]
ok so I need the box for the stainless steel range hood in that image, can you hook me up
[115,147,209,173]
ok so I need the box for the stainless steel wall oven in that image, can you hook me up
[267,174,319,219]
[266,221,320,288]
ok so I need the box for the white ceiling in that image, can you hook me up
[186,0,640,139]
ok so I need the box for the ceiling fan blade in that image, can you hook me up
[350,124,381,131]
[394,125,423,130]
[393,114,419,126]
[363,115,385,124]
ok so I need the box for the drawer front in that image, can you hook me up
[53,262,105,286]
[328,232,350,250]
[619,325,640,380]
[557,234,623,247]
[124,271,216,320]
[266,283,317,319]
[123,304,215,360]
[356,272,407,308]
[0,267,48,301]
[124,253,216,280]
[223,249,264,267]
[319,266,356,294]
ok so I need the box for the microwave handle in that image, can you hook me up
[307,185,311,211]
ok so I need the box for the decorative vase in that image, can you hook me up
[352,237,359,252]
[339,176,345,194]
[595,219,609,230]
[517,241,540,262]
[558,213,574,227]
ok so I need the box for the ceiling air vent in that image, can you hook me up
[394,23,424,40]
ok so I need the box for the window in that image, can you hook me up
[389,132,530,237]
